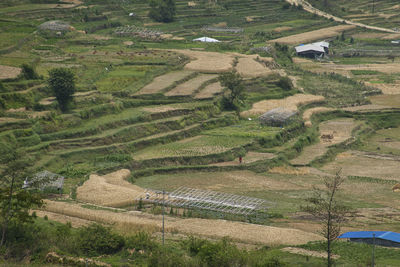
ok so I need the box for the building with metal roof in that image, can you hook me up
[23,170,64,192]
[338,231,400,248]
[259,108,298,127]
[295,41,329,58]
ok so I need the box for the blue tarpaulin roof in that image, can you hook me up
[338,231,400,243]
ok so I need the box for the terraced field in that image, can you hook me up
[3,0,400,265]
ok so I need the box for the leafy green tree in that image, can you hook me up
[218,71,246,113]
[0,150,43,247]
[20,64,39,80]
[76,224,124,256]
[48,68,75,112]
[148,0,176,23]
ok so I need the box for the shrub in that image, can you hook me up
[276,76,293,91]
[20,64,39,80]
[76,224,124,256]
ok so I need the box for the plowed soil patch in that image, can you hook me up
[194,82,223,99]
[44,200,321,245]
[77,169,145,208]
[135,71,194,95]
[165,74,217,96]
[0,65,21,80]
[269,25,355,44]
[241,94,324,117]
[235,57,273,77]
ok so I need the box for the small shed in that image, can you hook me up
[259,108,297,127]
[23,170,64,192]
[295,41,329,58]
[338,231,400,248]
[193,37,220,43]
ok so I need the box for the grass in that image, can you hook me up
[299,240,400,266]
[203,119,280,139]
[132,135,251,160]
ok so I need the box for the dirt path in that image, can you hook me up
[285,0,397,33]
[282,247,339,259]
[43,200,322,246]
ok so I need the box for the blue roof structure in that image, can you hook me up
[339,231,400,244]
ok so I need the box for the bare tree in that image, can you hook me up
[302,170,350,267]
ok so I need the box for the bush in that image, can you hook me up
[276,76,293,91]
[20,64,39,80]
[76,224,124,256]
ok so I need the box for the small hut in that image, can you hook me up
[38,20,73,35]
[259,108,297,127]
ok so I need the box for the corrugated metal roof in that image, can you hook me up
[312,41,329,48]
[295,44,325,53]
[339,231,400,243]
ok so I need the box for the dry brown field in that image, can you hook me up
[175,50,234,72]
[164,74,217,96]
[302,107,335,127]
[194,82,223,99]
[235,57,273,78]
[135,71,195,95]
[43,200,322,245]
[241,93,325,117]
[0,65,21,80]
[268,25,356,44]
[322,150,400,180]
[291,118,357,165]
[77,169,145,208]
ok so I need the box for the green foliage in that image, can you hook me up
[48,68,76,112]
[148,0,176,23]
[20,64,39,80]
[219,71,246,112]
[76,224,124,256]
[275,76,293,91]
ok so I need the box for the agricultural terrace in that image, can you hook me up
[2,0,400,265]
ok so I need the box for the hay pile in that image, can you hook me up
[77,169,145,208]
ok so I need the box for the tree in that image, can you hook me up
[301,170,350,267]
[20,64,39,80]
[48,68,75,112]
[218,71,246,113]
[148,0,176,23]
[0,150,43,247]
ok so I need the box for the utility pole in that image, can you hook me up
[372,233,375,267]
[162,190,165,246]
